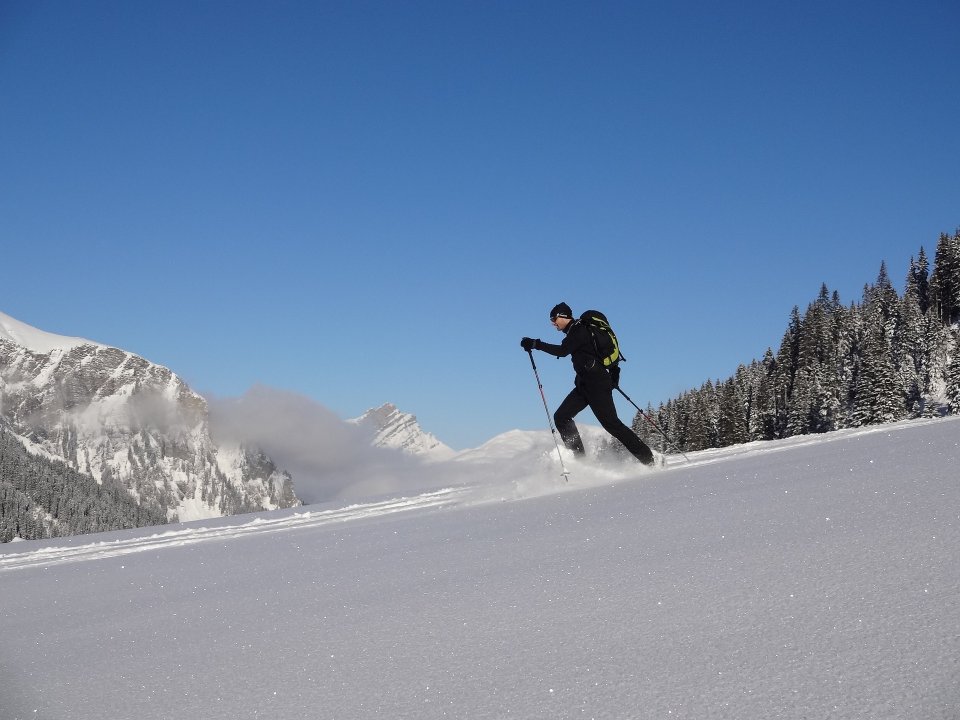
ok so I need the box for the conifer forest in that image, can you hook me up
[0,425,168,543]
[634,230,960,453]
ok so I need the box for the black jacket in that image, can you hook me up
[537,320,606,377]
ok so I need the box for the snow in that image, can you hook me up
[0,310,104,353]
[1,416,959,719]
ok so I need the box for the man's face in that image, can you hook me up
[551,316,571,332]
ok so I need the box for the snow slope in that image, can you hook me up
[1,416,959,719]
[0,310,104,353]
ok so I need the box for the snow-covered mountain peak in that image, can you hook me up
[350,402,455,460]
[0,310,105,354]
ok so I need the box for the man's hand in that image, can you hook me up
[520,337,540,352]
[609,364,621,389]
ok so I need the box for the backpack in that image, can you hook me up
[579,310,624,367]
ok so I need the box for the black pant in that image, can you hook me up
[554,372,654,465]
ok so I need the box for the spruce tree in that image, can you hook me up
[871,261,900,334]
[897,279,927,416]
[773,307,802,438]
[750,350,779,441]
[717,376,749,446]
[909,248,931,315]
[945,330,960,414]
[852,320,903,426]
[787,366,814,436]
[930,230,960,325]
[730,364,755,444]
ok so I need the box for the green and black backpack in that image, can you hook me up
[579,310,624,367]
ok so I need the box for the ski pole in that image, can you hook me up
[526,350,571,480]
[615,386,691,462]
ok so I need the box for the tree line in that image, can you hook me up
[633,230,960,453]
[0,425,168,542]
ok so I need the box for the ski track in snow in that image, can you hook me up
[1,416,948,574]
[0,487,471,572]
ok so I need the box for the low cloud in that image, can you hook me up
[207,385,451,504]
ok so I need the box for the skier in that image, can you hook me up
[521,302,659,467]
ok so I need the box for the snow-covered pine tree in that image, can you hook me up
[946,329,960,413]
[730,364,755,443]
[930,230,960,325]
[795,285,843,433]
[773,307,802,438]
[910,247,931,315]
[717,375,749,446]
[872,261,901,336]
[749,349,779,441]
[898,264,928,416]
[852,315,904,427]
[683,383,716,451]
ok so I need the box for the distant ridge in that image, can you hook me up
[350,403,455,460]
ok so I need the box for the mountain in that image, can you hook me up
[350,402,455,460]
[0,311,299,528]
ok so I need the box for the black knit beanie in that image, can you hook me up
[550,302,573,320]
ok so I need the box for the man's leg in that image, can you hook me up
[585,380,655,465]
[554,386,589,455]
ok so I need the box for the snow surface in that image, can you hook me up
[2,416,959,719]
[0,310,104,353]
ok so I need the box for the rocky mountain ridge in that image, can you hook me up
[350,403,455,460]
[0,311,298,525]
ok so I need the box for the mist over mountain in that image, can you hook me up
[1,311,470,540]
[207,387,452,504]
[0,311,298,534]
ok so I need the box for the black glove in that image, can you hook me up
[520,337,540,352]
[609,364,621,389]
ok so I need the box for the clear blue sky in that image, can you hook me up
[2,1,958,449]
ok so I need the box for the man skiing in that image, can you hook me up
[521,302,659,467]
